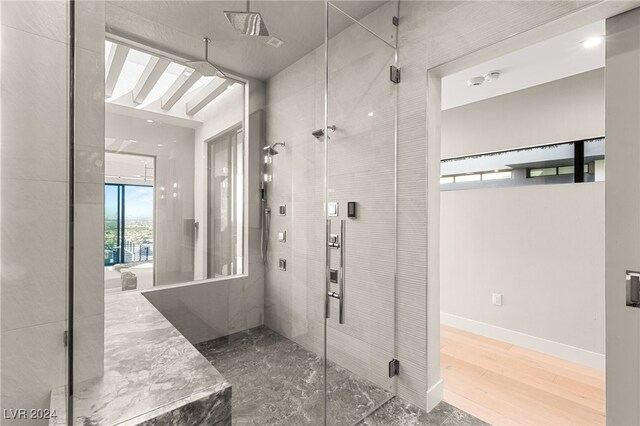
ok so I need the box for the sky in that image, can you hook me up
[105,185,154,220]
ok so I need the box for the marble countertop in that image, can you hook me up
[50,291,231,425]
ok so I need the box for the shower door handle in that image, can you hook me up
[325,219,332,319]
[338,219,346,324]
[325,219,346,324]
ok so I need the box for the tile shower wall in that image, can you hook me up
[264,1,399,399]
[0,0,105,421]
[265,0,600,410]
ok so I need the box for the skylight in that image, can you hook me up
[104,40,238,120]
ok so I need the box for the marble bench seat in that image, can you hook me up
[49,291,231,425]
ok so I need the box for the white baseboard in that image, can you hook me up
[426,378,444,412]
[441,312,605,370]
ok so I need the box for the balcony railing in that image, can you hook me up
[104,240,153,266]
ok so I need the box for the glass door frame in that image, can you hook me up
[323,1,400,424]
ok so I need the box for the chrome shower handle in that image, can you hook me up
[325,219,346,324]
[325,219,331,319]
[338,219,346,324]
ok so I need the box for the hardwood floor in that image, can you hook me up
[441,325,605,426]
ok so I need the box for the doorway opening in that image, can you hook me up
[104,153,155,292]
[434,20,606,425]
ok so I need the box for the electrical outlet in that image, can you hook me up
[492,293,502,306]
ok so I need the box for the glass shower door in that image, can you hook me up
[324,1,399,423]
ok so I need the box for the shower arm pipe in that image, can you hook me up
[203,37,210,62]
[105,31,248,85]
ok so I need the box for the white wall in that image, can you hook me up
[605,8,640,425]
[440,67,605,369]
[405,0,620,409]
[442,68,605,158]
[105,112,196,286]
[441,184,605,366]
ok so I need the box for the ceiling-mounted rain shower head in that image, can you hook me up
[311,125,337,140]
[224,0,270,36]
[263,141,285,155]
[186,38,226,77]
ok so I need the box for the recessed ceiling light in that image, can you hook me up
[157,143,163,147]
[583,36,603,48]
[484,71,500,82]
[146,119,154,123]
[368,112,374,117]
[267,37,285,48]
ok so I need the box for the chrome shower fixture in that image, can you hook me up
[311,125,337,140]
[224,0,270,36]
[186,38,226,77]
[263,141,285,156]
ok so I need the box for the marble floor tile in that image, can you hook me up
[195,326,391,425]
[359,397,489,426]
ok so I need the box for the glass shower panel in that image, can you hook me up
[325,1,398,423]
[0,1,72,421]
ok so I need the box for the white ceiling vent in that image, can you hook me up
[267,37,285,48]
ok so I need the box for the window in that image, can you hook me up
[104,184,154,266]
[441,170,513,184]
[207,125,244,278]
[482,171,513,181]
[441,138,604,191]
[527,165,589,178]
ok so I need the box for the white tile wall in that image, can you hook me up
[74,0,106,400]
[265,0,400,405]
[0,2,106,421]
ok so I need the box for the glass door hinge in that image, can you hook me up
[389,358,400,377]
[63,330,68,347]
[390,66,401,84]
[393,16,399,27]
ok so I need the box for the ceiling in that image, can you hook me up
[105,39,245,124]
[105,152,155,185]
[441,20,605,110]
[106,1,389,80]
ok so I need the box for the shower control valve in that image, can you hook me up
[328,234,340,249]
